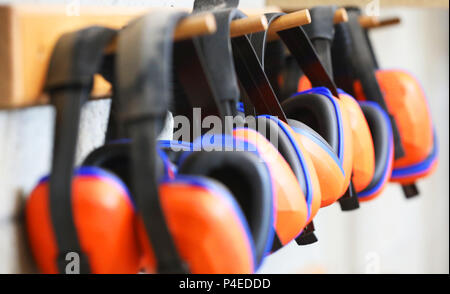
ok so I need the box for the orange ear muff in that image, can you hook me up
[339,91,376,193]
[26,167,141,274]
[282,87,354,206]
[298,76,376,194]
[138,176,256,274]
[354,70,437,184]
[210,129,311,247]
[177,148,275,269]
[358,101,394,201]
[161,135,302,253]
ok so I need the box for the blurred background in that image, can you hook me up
[0,0,448,274]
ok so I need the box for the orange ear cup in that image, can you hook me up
[273,119,335,209]
[26,173,141,274]
[232,128,310,244]
[373,70,433,165]
[298,76,374,194]
[335,97,354,196]
[354,70,436,182]
[339,92,376,193]
[275,122,322,221]
[138,179,255,274]
[298,75,312,94]
[295,81,353,204]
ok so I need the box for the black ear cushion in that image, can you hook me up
[82,142,166,195]
[83,143,132,185]
[178,150,273,265]
[252,116,307,196]
[360,104,390,190]
[281,93,339,154]
[287,119,335,152]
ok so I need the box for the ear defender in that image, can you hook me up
[176,149,275,269]
[357,101,394,200]
[339,7,438,198]
[114,10,275,274]
[354,70,438,194]
[282,87,354,207]
[26,167,141,274]
[25,26,143,274]
[247,9,357,209]
[164,129,312,253]
[298,78,376,196]
[170,6,316,251]
[233,123,319,241]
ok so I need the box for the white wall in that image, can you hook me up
[0,1,447,273]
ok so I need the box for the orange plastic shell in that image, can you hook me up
[233,128,309,244]
[353,70,434,171]
[139,181,254,274]
[26,176,141,274]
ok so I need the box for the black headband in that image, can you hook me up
[116,11,190,273]
[335,7,405,159]
[45,26,117,274]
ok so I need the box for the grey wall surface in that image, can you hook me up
[0,1,447,273]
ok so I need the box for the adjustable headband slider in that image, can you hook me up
[303,6,337,42]
[45,27,117,93]
[119,93,168,126]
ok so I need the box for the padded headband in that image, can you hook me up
[116,11,190,273]
[193,1,244,117]
[248,13,339,98]
[303,6,337,78]
[336,7,404,159]
[45,27,116,273]
[45,27,117,273]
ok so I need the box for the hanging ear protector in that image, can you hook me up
[336,8,437,199]
[357,101,394,200]
[25,27,142,274]
[296,6,376,198]
[169,3,313,251]
[346,9,438,197]
[115,10,276,273]
[232,13,343,245]
[245,11,356,211]
[331,13,395,200]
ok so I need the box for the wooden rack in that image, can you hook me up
[360,16,401,28]
[0,5,270,109]
[0,4,406,109]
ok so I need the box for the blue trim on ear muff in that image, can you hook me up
[290,126,345,175]
[157,147,173,178]
[358,101,394,198]
[290,87,345,166]
[237,102,245,113]
[160,175,259,270]
[158,140,193,151]
[391,131,438,179]
[259,115,313,220]
[255,159,275,265]
[38,166,135,209]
